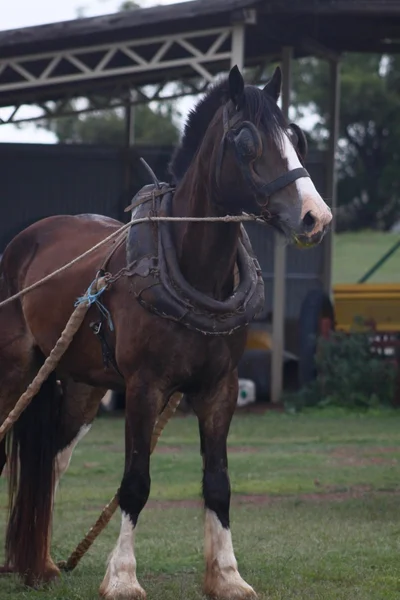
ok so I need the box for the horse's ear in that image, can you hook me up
[229,65,245,109]
[263,66,282,103]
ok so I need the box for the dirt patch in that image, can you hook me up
[335,456,397,467]
[330,446,399,467]
[154,445,183,454]
[227,446,259,454]
[82,486,400,515]
[145,486,400,511]
[130,444,260,455]
[99,443,124,453]
[363,446,400,455]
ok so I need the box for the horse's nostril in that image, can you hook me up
[302,211,316,232]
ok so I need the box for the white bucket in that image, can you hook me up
[237,379,256,407]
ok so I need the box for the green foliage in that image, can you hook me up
[36,0,180,147]
[289,332,397,410]
[292,53,400,231]
[44,103,179,146]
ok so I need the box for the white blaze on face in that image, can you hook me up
[282,134,332,235]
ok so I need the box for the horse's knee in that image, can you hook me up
[119,470,151,523]
[203,469,230,527]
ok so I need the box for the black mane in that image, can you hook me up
[169,77,288,183]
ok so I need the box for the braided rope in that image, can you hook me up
[58,392,182,572]
[0,214,259,311]
[0,211,256,568]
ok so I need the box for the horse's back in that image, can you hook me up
[1,214,122,291]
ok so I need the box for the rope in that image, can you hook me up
[0,277,108,443]
[0,213,259,311]
[0,211,257,565]
[58,392,182,572]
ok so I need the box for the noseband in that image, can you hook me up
[216,103,310,212]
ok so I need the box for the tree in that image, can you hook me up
[43,102,179,146]
[291,53,400,231]
[37,0,180,147]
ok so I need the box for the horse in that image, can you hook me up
[0,65,331,599]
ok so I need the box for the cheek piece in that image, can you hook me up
[215,103,310,214]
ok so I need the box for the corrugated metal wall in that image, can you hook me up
[0,143,172,249]
[0,143,327,352]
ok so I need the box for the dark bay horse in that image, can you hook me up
[0,66,331,599]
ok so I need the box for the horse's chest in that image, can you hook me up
[141,322,246,386]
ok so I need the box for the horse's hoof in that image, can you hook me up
[24,563,61,588]
[204,570,257,600]
[99,578,147,600]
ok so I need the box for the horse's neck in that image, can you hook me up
[171,168,240,299]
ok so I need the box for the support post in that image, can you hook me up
[322,59,340,297]
[123,91,136,220]
[271,46,292,404]
[231,23,245,69]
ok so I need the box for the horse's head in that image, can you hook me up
[212,66,332,247]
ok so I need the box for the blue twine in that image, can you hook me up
[75,278,114,331]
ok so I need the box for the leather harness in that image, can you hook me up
[91,101,312,372]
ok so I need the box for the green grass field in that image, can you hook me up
[1,411,400,599]
[333,231,400,284]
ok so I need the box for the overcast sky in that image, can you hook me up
[0,0,192,143]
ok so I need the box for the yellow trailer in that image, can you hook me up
[333,283,400,333]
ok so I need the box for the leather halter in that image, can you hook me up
[216,102,310,213]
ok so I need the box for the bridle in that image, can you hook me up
[215,102,310,213]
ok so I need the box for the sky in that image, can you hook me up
[0,0,193,143]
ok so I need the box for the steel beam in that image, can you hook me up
[0,27,232,100]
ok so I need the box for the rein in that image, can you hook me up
[215,102,310,213]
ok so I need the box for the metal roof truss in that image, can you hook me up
[0,26,236,124]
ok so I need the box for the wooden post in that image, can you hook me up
[122,91,136,220]
[271,46,292,404]
[231,23,245,70]
[322,59,340,297]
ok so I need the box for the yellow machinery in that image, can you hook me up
[333,283,400,332]
[242,238,400,393]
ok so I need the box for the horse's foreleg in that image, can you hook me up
[192,372,257,600]
[100,377,160,600]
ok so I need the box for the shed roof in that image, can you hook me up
[1,0,399,109]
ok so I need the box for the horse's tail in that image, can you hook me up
[5,353,62,586]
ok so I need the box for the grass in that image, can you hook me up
[333,231,400,284]
[1,411,400,599]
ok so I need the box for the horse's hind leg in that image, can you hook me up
[54,379,106,492]
[45,380,107,569]
[190,372,257,600]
